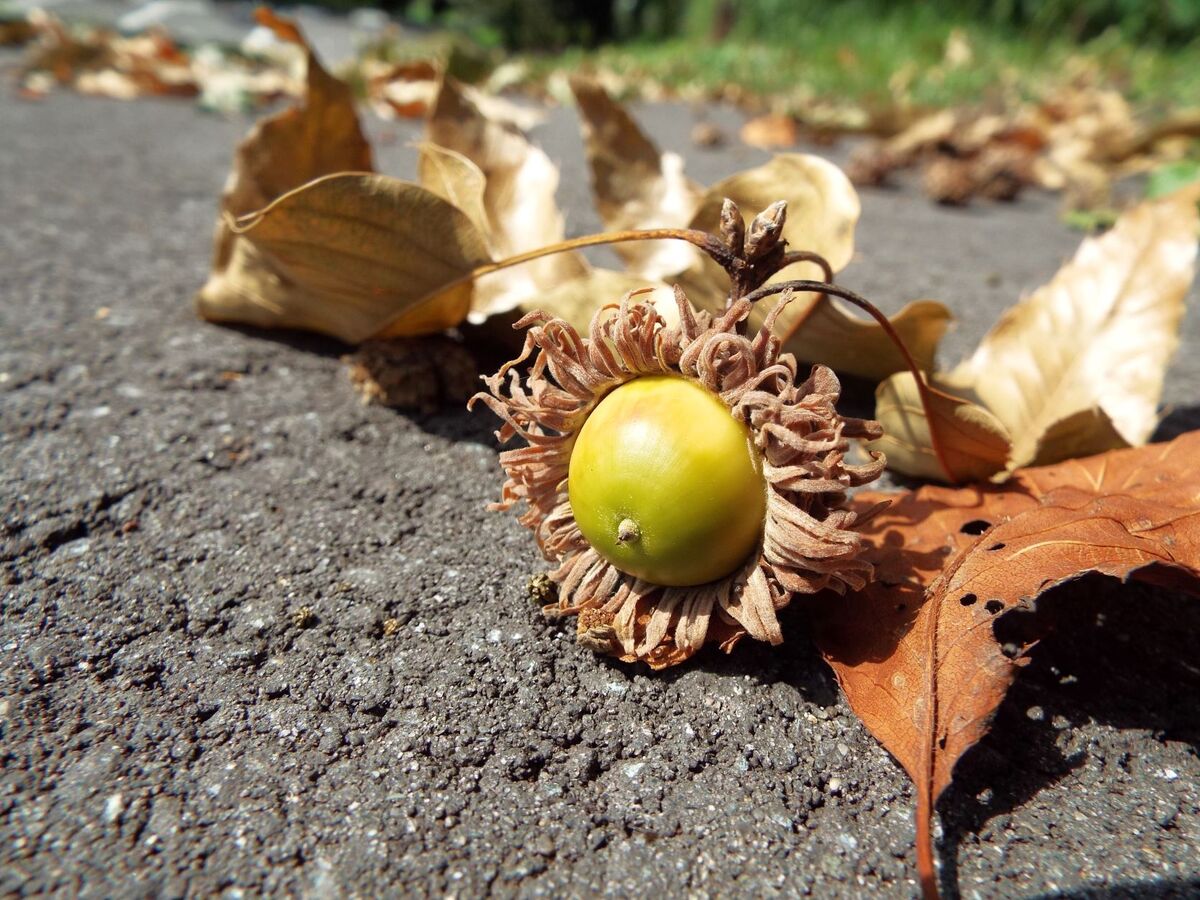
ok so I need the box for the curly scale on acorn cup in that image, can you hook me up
[469,200,890,668]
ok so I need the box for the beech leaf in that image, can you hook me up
[229,173,491,342]
[784,298,952,382]
[196,8,374,335]
[416,142,491,241]
[810,431,1200,897]
[426,76,587,321]
[570,75,703,280]
[872,372,1011,483]
[943,193,1199,470]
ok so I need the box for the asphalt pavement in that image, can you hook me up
[1,35,1199,899]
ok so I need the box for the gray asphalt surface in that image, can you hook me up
[2,42,1199,899]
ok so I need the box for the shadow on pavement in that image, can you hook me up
[1031,877,1200,899]
[937,575,1200,898]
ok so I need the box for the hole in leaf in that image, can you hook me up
[986,599,1004,614]
[986,542,1006,551]
[938,734,948,749]
[959,593,978,606]
[960,519,992,535]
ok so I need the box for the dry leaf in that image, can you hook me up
[876,192,1199,482]
[872,371,1011,483]
[682,154,953,382]
[740,113,800,149]
[416,142,490,240]
[570,76,703,280]
[362,58,440,120]
[810,431,1200,897]
[943,193,1199,469]
[784,298,951,383]
[196,9,375,334]
[228,173,491,342]
[426,76,587,321]
[682,153,859,317]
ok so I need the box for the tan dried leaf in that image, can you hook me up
[944,193,1199,470]
[531,272,678,335]
[226,173,491,342]
[784,299,952,383]
[427,76,587,321]
[684,154,859,312]
[570,76,703,280]
[416,142,490,241]
[739,113,800,150]
[810,431,1200,896]
[196,9,375,334]
[872,372,1011,483]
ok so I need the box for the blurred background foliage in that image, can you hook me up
[383,0,1200,49]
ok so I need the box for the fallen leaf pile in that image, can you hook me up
[848,81,1200,211]
[12,10,300,110]
[12,7,1200,214]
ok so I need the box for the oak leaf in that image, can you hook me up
[809,431,1200,898]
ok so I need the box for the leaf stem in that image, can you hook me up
[916,787,940,900]
[371,227,726,339]
[740,279,956,481]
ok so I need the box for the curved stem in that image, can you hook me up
[741,279,955,481]
[372,227,727,339]
[777,250,834,284]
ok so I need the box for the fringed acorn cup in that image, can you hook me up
[470,199,913,668]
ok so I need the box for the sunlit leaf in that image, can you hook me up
[226,173,491,342]
[427,76,586,321]
[782,297,951,382]
[943,193,1199,469]
[571,75,702,280]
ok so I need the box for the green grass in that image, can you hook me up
[516,7,1200,118]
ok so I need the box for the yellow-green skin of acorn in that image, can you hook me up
[567,375,767,587]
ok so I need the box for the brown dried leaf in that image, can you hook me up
[810,431,1200,896]
[226,173,491,342]
[427,76,587,321]
[570,76,703,280]
[740,113,800,150]
[944,193,1199,470]
[196,9,375,334]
